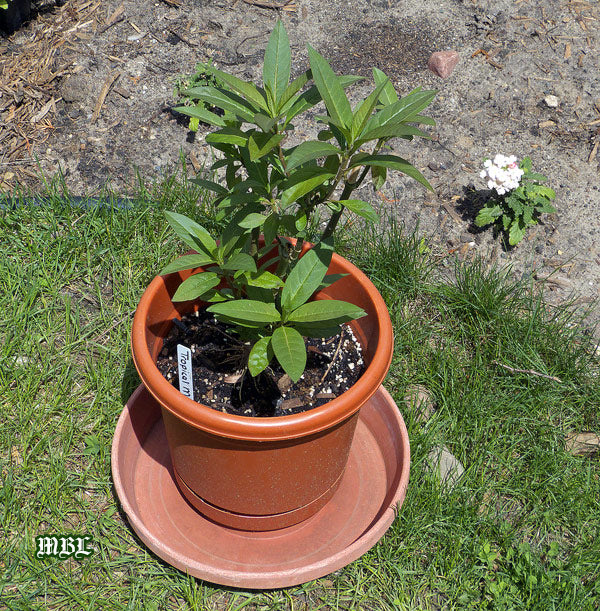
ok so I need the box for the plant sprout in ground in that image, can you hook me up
[476,155,556,246]
[162,20,436,384]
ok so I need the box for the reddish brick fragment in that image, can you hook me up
[428,51,460,78]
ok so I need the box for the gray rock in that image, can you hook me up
[60,74,95,105]
[426,445,465,489]
[404,384,436,423]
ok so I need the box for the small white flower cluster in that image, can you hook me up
[480,154,524,196]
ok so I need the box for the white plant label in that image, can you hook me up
[177,344,194,400]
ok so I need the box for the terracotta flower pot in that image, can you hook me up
[131,244,393,531]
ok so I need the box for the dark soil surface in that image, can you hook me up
[155,310,365,417]
[2,0,600,330]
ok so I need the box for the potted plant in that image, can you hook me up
[131,21,435,531]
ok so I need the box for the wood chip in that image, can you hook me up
[224,372,243,384]
[441,200,463,223]
[564,42,572,59]
[276,374,292,393]
[588,140,598,163]
[565,432,600,456]
[189,151,202,172]
[91,71,121,123]
[242,0,295,8]
[534,273,572,289]
[539,120,557,128]
[280,398,304,410]
[30,97,58,124]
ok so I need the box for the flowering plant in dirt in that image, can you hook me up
[475,155,556,246]
[162,21,435,384]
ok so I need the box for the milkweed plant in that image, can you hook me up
[160,20,436,383]
[475,154,556,246]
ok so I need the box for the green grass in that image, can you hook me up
[1,175,599,610]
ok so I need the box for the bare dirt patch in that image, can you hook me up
[2,0,600,328]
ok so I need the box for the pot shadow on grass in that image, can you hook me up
[121,356,141,406]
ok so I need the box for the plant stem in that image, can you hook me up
[322,139,384,240]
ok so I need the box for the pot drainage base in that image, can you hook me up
[111,385,410,589]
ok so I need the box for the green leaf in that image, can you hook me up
[282,85,322,123]
[351,79,389,141]
[206,127,249,147]
[189,178,229,195]
[237,212,266,230]
[286,141,341,171]
[282,75,362,124]
[360,123,432,142]
[371,165,386,190]
[160,253,215,275]
[207,299,281,325]
[366,89,436,132]
[221,252,257,272]
[475,205,502,227]
[535,201,557,214]
[263,213,279,246]
[411,113,436,126]
[318,273,348,290]
[172,272,221,302]
[252,113,279,133]
[509,219,526,245]
[221,204,264,245]
[165,211,217,257]
[307,45,353,129]
[534,185,556,200]
[372,67,398,105]
[281,242,333,313]
[291,322,342,338]
[263,20,291,109]
[278,69,311,110]
[288,299,366,324]
[182,86,257,122]
[349,154,433,191]
[208,66,269,112]
[295,211,308,232]
[279,168,335,208]
[173,104,227,127]
[248,336,273,377]
[248,131,285,161]
[336,199,379,223]
[271,326,306,383]
[246,270,284,289]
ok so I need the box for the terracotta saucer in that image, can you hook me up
[111,385,410,589]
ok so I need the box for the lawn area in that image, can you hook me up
[1,175,599,610]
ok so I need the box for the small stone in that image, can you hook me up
[544,94,559,108]
[565,432,600,456]
[404,384,436,423]
[427,51,460,78]
[59,73,94,105]
[426,445,465,489]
